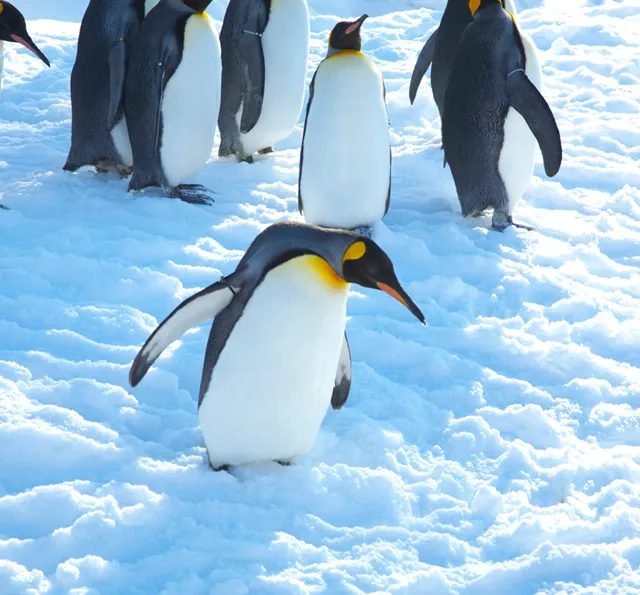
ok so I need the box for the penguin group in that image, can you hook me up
[6,0,564,469]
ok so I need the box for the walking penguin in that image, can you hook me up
[124,0,221,204]
[64,0,144,176]
[298,15,391,237]
[217,0,310,163]
[441,0,562,230]
[129,222,425,470]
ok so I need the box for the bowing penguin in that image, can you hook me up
[129,222,425,470]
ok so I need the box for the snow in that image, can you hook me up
[0,0,639,593]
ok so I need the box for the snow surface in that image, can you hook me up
[1,0,639,593]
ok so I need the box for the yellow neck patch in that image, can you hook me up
[0,4,4,14]
[469,0,480,15]
[303,255,349,290]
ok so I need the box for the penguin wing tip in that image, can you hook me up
[128,357,147,388]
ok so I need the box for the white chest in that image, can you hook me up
[239,0,309,155]
[300,52,391,229]
[160,13,221,187]
[498,26,543,210]
[199,256,349,467]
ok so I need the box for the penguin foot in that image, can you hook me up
[351,225,373,238]
[115,165,133,178]
[491,212,535,232]
[170,185,215,205]
[234,151,254,164]
[258,146,274,155]
[208,461,231,473]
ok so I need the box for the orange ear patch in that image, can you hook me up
[343,241,366,262]
[468,0,481,15]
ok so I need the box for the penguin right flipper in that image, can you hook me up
[128,60,167,192]
[331,333,352,410]
[107,38,128,129]
[507,70,562,177]
[409,27,438,105]
[237,1,269,133]
[129,279,239,387]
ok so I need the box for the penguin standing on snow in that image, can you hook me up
[298,15,390,237]
[218,0,310,163]
[442,0,562,230]
[64,0,144,176]
[0,2,50,93]
[124,0,221,204]
[129,222,425,470]
[409,0,518,118]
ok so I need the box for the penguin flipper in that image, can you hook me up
[506,70,562,177]
[298,70,318,214]
[107,39,128,129]
[409,27,438,105]
[331,333,352,410]
[238,6,268,134]
[129,279,239,387]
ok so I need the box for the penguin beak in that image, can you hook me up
[345,14,368,35]
[11,34,50,67]
[377,281,426,325]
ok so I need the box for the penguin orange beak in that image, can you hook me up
[377,282,426,325]
[11,34,50,66]
[345,14,368,35]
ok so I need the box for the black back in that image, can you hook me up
[442,2,525,216]
[125,0,194,190]
[64,0,145,171]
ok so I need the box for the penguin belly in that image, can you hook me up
[110,117,134,168]
[239,0,309,156]
[300,52,390,230]
[160,14,221,188]
[498,30,542,214]
[199,256,348,467]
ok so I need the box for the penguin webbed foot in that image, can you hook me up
[491,212,535,232]
[258,146,274,155]
[170,184,215,206]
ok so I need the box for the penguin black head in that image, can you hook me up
[0,2,50,66]
[470,0,503,15]
[328,14,368,52]
[341,237,426,324]
[182,0,213,13]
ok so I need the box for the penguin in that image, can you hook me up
[124,0,221,204]
[218,0,310,163]
[129,221,425,470]
[409,0,518,117]
[0,2,50,95]
[298,15,391,237]
[64,0,144,176]
[441,0,562,231]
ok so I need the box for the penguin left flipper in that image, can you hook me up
[507,69,562,177]
[129,278,239,387]
[297,70,317,215]
[237,2,268,134]
[331,333,352,410]
[409,27,438,105]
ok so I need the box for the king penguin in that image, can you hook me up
[129,222,425,470]
[409,0,518,116]
[0,2,49,95]
[298,15,391,237]
[442,0,562,231]
[64,0,145,176]
[218,0,310,163]
[124,0,221,204]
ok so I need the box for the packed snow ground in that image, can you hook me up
[1,0,639,593]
